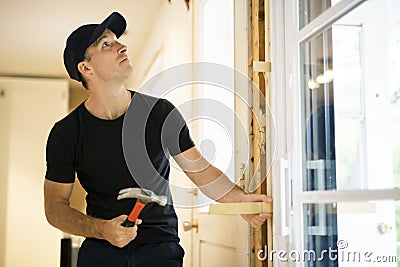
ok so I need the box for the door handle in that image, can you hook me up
[377,223,392,235]
[183,220,199,233]
[279,157,290,236]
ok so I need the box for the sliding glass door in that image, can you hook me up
[275,0,400,266]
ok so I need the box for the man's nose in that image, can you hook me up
[117,43,128,54]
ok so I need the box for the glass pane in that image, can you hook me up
[303,202,338,267]
[300,0,400,191]
[299,0,341,30]
[302,201,399,266]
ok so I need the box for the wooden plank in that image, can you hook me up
[209,202,273,215]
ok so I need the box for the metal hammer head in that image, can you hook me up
[117,188,167,206]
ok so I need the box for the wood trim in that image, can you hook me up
[209,202,273,214]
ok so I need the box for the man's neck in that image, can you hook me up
[85,84,131,120]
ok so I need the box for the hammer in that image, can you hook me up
[117,188,168,227]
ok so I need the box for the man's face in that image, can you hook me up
[82,29,133,83]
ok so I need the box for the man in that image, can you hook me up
[44,12,271,267]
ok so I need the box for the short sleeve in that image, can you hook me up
[159,99,195,156]
[45,124,76,183]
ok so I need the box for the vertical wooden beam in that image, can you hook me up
[263,1,273,266]
[251,0,267,267]
[251,0,274,266]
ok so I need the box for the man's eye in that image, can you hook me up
[102,42,110,48]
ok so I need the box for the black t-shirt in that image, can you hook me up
[45,91,195,243]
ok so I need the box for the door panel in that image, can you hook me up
[304,200,398,266]
[199,241,236,267]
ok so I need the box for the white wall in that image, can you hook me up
[127,1,192,92]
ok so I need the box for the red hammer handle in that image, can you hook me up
[121,201,146,227]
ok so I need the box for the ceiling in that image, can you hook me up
[0,0,165,79]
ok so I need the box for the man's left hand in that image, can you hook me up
[239,194,272,228]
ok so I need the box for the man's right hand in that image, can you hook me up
[101,215,142,248]
[44,180,142,248]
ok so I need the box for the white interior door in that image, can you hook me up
[279,0,400,266]
[0,77,68,267]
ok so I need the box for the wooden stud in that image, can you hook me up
[251,0,267,266]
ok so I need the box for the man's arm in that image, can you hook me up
[43,179,140,247]
[173,147,272,228]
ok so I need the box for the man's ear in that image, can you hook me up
[77,61,92,78]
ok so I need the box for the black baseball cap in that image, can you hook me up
[63,12,127,81]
